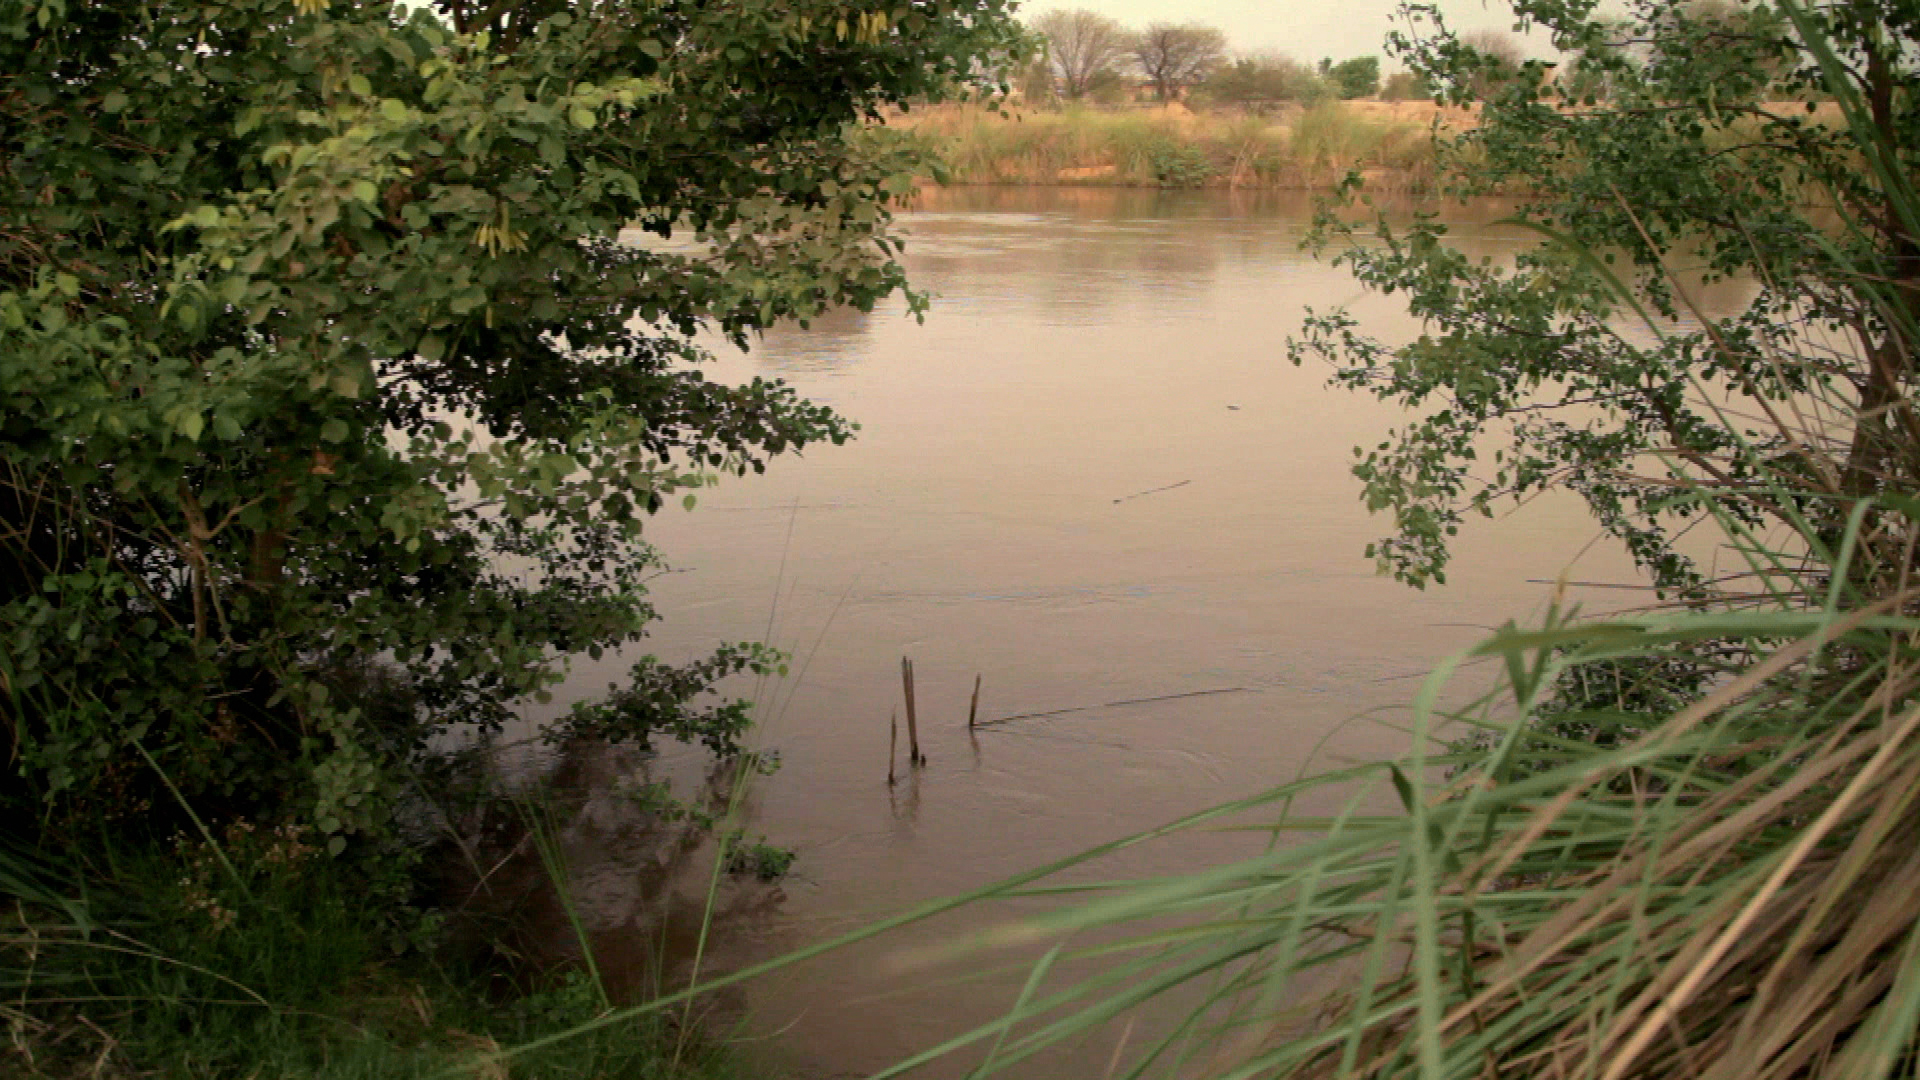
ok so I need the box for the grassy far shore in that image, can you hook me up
[890,98,1850,195]
[886,101,1462,193]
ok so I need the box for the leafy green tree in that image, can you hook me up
[1327,55,1382,99]
[1200,51,1329,108]
[0,0,1020,847]
[1292,0,1918,589]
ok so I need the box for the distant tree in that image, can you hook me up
[1032,9,1136,101]
[1380,70,1434,101]
[1461,27,1524,64]
[1017,54,1060,104]
[1459,29,1524,98]
[1201,51,1329,108]
[1133,22,1228,101]
[1328,55,1383,98]
[1084,69,1136,105]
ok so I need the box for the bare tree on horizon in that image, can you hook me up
[1031,8,1135,100]
[1133,22,1228,101]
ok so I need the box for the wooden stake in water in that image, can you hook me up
[901,655,924,766]
[968,674,983,729]
[888,710,898,786]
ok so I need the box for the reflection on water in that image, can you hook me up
[528,187,1757,1078]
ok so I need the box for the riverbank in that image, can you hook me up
[1,770,764,1080]
[888,101,1472,192]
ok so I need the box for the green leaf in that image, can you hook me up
[320,418,349,443]
[569,105,596,129]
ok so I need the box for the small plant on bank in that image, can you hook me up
[1146,140,1217,187]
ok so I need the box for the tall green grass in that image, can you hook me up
[0,785,746,1078]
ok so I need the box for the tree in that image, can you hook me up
[1292,0,1920,590]
[1132,22,1227,102]
[1380,70,1434,100]
[1327,55,1383,98]
[1016,53,1060,105]
[0,0,1021,844]
[1200,51,1329,108]
[1031,8,1135,101]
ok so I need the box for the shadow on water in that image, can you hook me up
[439,740,783,1016]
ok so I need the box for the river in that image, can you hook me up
[519,186,1754,1078]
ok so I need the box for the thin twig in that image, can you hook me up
[979,686,1251,726]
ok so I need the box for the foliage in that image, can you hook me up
[1132,22,1228,103]
[1290,0,1920,589]
[0,836,733,1079]
[1014,53,1060,105]
[721,834,797,882]
[1325,55,1382,99]
[1379,70,1433,101]
[1457,27,1525,98]
[1029,8,1135,101]
[1561,1,1790,105]
[1286,101,1435,181]
[1448,649,1721,785]
[1144,140,1216,188]
[0,0,1021,857]
[1199,51,1332,109]
[898,103,1435,190]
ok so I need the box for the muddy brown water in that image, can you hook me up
[510,187,1755,1078]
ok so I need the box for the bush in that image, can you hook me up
[0,0,1019,857]
[1146,140,1217,187]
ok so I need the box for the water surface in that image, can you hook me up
[533,187,1750,1078]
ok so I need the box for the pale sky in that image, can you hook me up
[1013,0,1558,70]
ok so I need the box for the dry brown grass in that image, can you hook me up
[885,102,1441,192]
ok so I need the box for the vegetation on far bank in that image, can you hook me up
[891,100,1453,192]
[891,93,1852,196]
